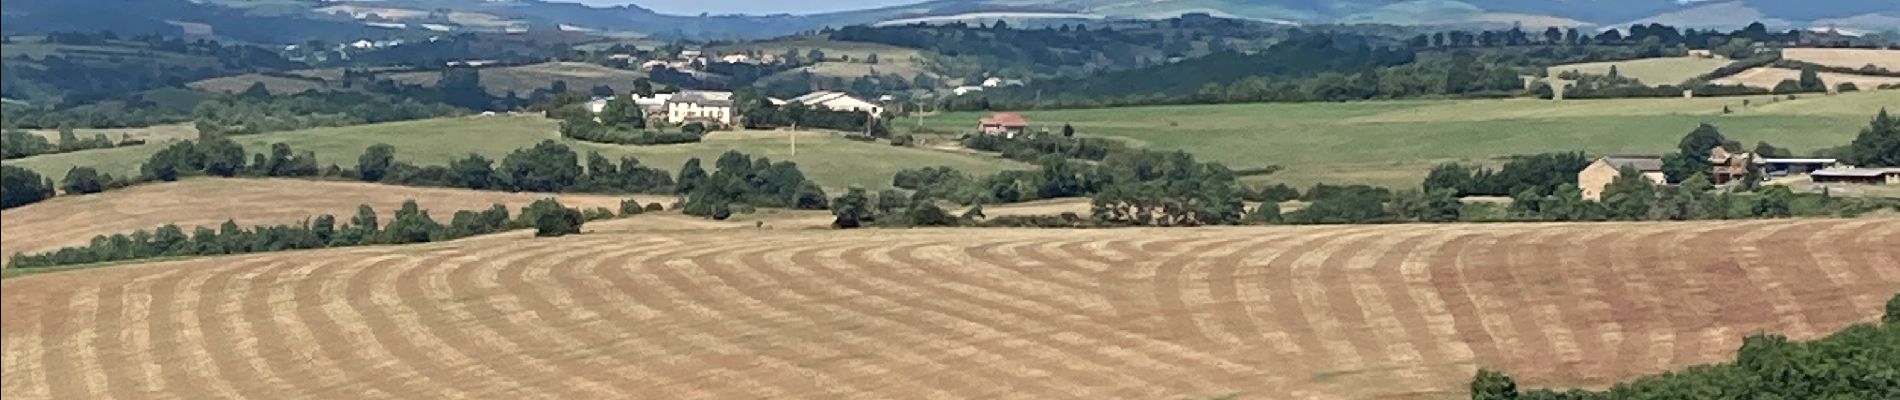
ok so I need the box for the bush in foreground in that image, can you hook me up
[526,198,584,237]
[1472,292,1900,400]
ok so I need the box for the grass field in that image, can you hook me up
[915,90,1899,188]
[1712,67,1900,91]
[23,123,198,144]
[384,62,651,96]
[0,178,639,265]
[3,218,1894,398]
[3,115,1031,192]
[1548,56,1733,86]
[0,38,222,70]
[1783,48,1900,71]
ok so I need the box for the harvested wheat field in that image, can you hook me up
[0,178,646,265]
[1713,67,1900,90]
[1783,48,1900,71]
[4,219,1897,399]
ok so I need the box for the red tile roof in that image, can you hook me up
[980,112,1028,128]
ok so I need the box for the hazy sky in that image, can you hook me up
[553,0,929,15]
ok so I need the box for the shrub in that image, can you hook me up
[830,187,873,229]
[1243,202,1282,225]
[1,165,55,209]
[1253,183,1301,203]
[357,144,395,182]
[890,134,914,146]
[1887,293,1899,325]
[584,207,616,221]
[978,213,1086,228]
[501,140,583,192]
[1285,184,1390,224]
[526,199,585,237]
[61,167,107,195]
[561,118,704,145]
[381,200,443,244]
[620,198,646,216]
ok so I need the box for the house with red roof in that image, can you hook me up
[979,112,1028,138]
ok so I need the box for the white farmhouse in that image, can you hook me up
[665,91,736,126]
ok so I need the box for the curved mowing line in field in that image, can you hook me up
[4,221,1898,399]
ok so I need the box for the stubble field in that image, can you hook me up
[1546,56,1732,86]
[4,218,1895,399]
[0,178,636,267]
[1782,48,1900,71]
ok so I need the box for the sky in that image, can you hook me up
[553,0,929,15]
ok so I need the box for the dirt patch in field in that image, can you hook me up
[4,219,1894,399]
[0,178,643,265]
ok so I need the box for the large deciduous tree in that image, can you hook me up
[830,187,874,229]
[1,165,54,209]
[61,166,105,194]
[1849,108,1899,167]
[358,144,396,182]
[499,140,582,192]
[1602,167,1658,220]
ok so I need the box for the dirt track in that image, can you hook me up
[0,178,646,265]
[3,219,1897,399]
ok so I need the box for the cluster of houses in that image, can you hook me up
[952,77,1028,96]
[1578,147,1900,200]
[584,89,886,128]
[619,49,785,73]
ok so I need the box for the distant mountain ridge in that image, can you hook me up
[884,0,1900,29]
[4,0,1895,42]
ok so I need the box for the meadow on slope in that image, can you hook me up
[918,90,1898,188]
[3,115,1031,192]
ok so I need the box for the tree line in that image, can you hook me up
[0,136,684,210]
[547,92,706,146]
[1410,22,1804,52]
[193,89,464,136]
[1,31,298,107]
[1,126,137,160]
[677,151,830,220]
[738,98,882,134]
[1472,292,1900,400]
[960,130,1120,163]
[828,17,1287,82]
[7,197,608,269]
